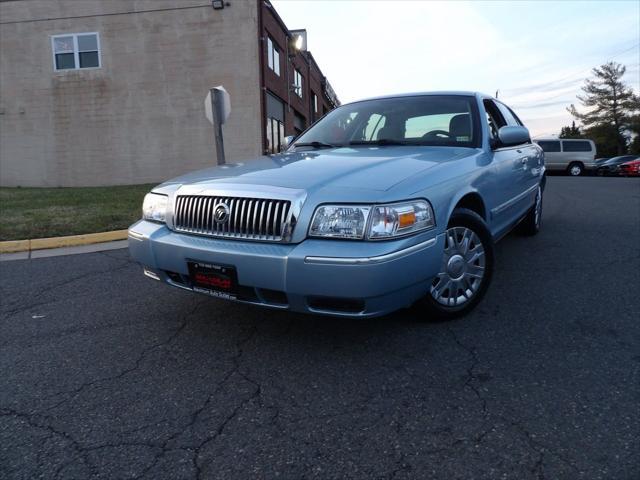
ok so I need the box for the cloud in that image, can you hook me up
[271,0,639,137]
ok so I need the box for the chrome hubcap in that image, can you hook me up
[570,165,581,175]
[534,187,542,227]
[431,227,486,307]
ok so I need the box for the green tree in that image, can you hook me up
[568,62,639,155]
[582,124,622,158]
[628,114,640,155]
[558,121,582,139]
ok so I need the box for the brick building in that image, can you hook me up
[0,0,339,187]
[259,1,339,154]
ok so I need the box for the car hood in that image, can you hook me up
[158,146,477,195]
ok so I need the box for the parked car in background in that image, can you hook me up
[596,155,639,176]
[616,157,640,177]
[129,92,545,320]
[534,138,596,176]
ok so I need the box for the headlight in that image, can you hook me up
[368,200,434,239]
[309,200,434,240]
[142,193,168,223]
[309,205,371,239]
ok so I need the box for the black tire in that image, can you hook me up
[567,162,583,176]
[517,184,543,236]
[417,208,494,320]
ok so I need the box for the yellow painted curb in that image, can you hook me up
[0,230,128,254]
[0,239,30,253]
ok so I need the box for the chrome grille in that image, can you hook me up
[173,195,292,242]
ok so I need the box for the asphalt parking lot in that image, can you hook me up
[1,176,639,480]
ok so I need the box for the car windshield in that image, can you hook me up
[292,95,479,149]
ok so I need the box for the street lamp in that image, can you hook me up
[288,29,307,55]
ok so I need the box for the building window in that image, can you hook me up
[266,117,284,154]
[267,37,280,76]
[313,93,318,113]
[293,69,303,98]
[266,92,285,154]
[52,33,100,71]
[294,111,306,135]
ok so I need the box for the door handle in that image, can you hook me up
[519,157,528,170]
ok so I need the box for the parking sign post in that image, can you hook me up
[204,86,231,165]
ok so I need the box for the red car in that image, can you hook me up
[618,158,640,177]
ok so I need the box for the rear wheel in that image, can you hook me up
[568,162,583,176]
[418,208,494,320]
[517,184,543,236]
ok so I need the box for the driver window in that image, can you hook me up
[495,102,520,127]
[483,100,506,140]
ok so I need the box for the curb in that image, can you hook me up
[0,230,129,254]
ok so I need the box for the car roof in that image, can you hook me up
[534,138,593,142]
[344,91,492,105]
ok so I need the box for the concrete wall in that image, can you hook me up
[0,0,262,186]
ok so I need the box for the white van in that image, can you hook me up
[534,138,596,176]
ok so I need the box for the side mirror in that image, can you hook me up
[497,126,530,147]
[282,135,296,150]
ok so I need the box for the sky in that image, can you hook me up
[271,0,640,137]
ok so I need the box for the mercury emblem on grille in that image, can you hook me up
[213,203,230,224]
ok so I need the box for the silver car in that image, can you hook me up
[129,92,545,319]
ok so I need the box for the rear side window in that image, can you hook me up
[537,141,560,152]
[562,141,592,152]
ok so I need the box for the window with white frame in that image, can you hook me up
[52,33,100,71]
[294,69,303,98]
[266,37,280,76]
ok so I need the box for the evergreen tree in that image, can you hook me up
[558,121,582,139]
[568,62,639,154]
[628,114,640,155]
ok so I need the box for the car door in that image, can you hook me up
[483,100,530,234]
[495,101,539,213]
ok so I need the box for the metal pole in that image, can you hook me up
[210,88,226,165]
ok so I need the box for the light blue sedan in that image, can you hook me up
[129,92,545,319]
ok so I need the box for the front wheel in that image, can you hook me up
[417,208,494,320]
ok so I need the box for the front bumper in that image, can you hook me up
[128,220,444,317]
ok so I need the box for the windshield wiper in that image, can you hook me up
[349,139,409,146]
[293,141,338,149]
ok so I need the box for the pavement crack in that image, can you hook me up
[446,327,488,413]
[0,407,95,478]
[1,261,134,317]
[40,299,207,413]
[509,418,580,476]
[129,323,261,480]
